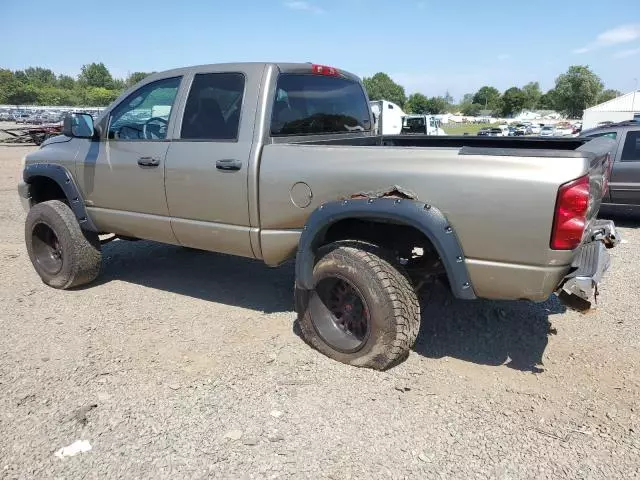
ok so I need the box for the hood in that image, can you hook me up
[40,135,72,148]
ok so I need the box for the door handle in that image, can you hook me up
[137,156,160,167]
[216,159,242,171]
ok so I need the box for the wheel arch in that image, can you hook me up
[295,198,476,300]
[22,163,97,232]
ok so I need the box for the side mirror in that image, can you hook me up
[62,113,95,138]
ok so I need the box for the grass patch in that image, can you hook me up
[443,123,495,135]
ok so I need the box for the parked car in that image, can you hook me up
[581,121,640,212]
[513,125,528,136]
[554,123,574,137]
[539,126,555,137]
[477,128,490,136]
[18,61,619,370]
[14,112,31,124]
[529,124,541,135]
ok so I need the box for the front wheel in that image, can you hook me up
[25,200,102,289]
[298,244,420,370]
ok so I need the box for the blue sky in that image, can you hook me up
[3,0,639,100]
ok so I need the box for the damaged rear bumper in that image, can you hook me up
[556,220,620,311]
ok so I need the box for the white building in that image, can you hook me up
[582,90,640,129]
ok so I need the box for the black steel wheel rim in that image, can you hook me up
[312,275,371,353]
[31,222,64,275]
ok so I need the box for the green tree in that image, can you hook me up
[461,103,483,116]
[57,75,76,90]
[4,83,39,105]
[362,73,407,108]
[78,63,114,88]
[126,72,152,88]
[13,70,28,83]
[500,87,526,117]
[521,82,542,110]
[472,86,501,110]
[538,89,557,109]
[553,65,603,118]
[461,93,474,105]
[597,89,622,104]
[405,93,430,114]
[425,96,449,114]
[24,67,56,86]
[84,87,120,106]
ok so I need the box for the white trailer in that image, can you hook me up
[370,100,406,135]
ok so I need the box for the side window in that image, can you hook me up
[587,131,617,140]
[181,73,245,140]
[108,77,181,140]
[621,131,640,162]
[388,104,394,109]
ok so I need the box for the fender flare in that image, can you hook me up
[295,198,476,300]
[22,163,98,232]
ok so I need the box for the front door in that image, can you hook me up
[164,68,256,258]
[610,129,640,206]
[76,76,183,243]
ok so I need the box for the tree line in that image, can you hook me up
[0,62,622,119]
[363,65,621,119]
[0,63,152,107]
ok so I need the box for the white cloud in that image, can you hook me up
[497,54,511,61]
[573,24,640,53]
[284,1,324,14]
[613,47,640,59]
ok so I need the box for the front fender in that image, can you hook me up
[22,163,97,232]
[295,198,476,300]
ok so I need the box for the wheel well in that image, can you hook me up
[321,218,447,287]
[28,176,67,205]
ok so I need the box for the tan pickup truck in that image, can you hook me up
[18,62,620,370]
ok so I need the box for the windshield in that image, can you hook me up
[270,74,371,136]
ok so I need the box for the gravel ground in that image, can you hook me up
[1,145,639,479]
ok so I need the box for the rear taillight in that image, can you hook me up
[550,175,590,250]
[311,64,339,76]
[602,153,613,196]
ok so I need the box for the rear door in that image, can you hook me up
[164,65,261,258]
[610,129,640,205]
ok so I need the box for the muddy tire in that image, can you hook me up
[298,243,420,370]
[25,200,101,289]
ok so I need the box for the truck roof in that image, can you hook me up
[143,62,362,83]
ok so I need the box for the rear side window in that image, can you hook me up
[181,73,245,140]
[587,131,617,140]
[621,130,640,162]
[271,74,371,136]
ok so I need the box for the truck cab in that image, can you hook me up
[401,114,447,136]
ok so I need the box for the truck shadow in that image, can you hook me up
[95,240,565,372]
[94,239,295,314]
[414,280,565,373]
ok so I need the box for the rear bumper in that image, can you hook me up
[555,220,620,311]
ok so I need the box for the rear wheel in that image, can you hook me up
[298,243,420,370]
[25,200,101,289]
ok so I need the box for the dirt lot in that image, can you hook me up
[0,144,639,479]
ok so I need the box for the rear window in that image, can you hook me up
[270,74,371,136]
